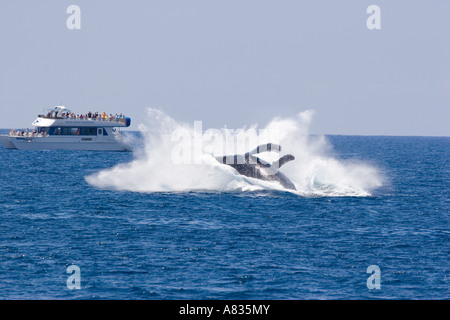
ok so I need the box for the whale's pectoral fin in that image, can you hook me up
[272,154,295,168]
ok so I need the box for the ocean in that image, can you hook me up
[0,124,448,299]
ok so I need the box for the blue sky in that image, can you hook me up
[0,0,449,135]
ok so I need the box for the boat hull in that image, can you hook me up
[0,135,131,151]
[0,136,16,149]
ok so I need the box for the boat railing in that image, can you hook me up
[38,114,128,124]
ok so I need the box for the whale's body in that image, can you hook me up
[216,143,296,191]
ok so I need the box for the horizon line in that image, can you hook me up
[0,128,448,138]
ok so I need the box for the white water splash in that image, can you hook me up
[86,108,383,196]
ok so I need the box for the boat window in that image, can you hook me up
[80,127,97,135]
[98,128,103,135]
[47,127,97,135]
[49,127,62,135]
[61,127,72,135]
[48,127,63,135]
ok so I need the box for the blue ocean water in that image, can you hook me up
[0,133,448,299]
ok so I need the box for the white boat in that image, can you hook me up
[0,106,132,151]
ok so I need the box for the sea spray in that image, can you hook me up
[262,110,383,196]
[86,108,383,196]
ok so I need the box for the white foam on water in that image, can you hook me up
[86,108,383,196]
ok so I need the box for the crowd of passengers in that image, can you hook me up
[9,128,47,137]
[46,110,127,121]
[9,111,127,137]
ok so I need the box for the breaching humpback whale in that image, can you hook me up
[216,143,296,191]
